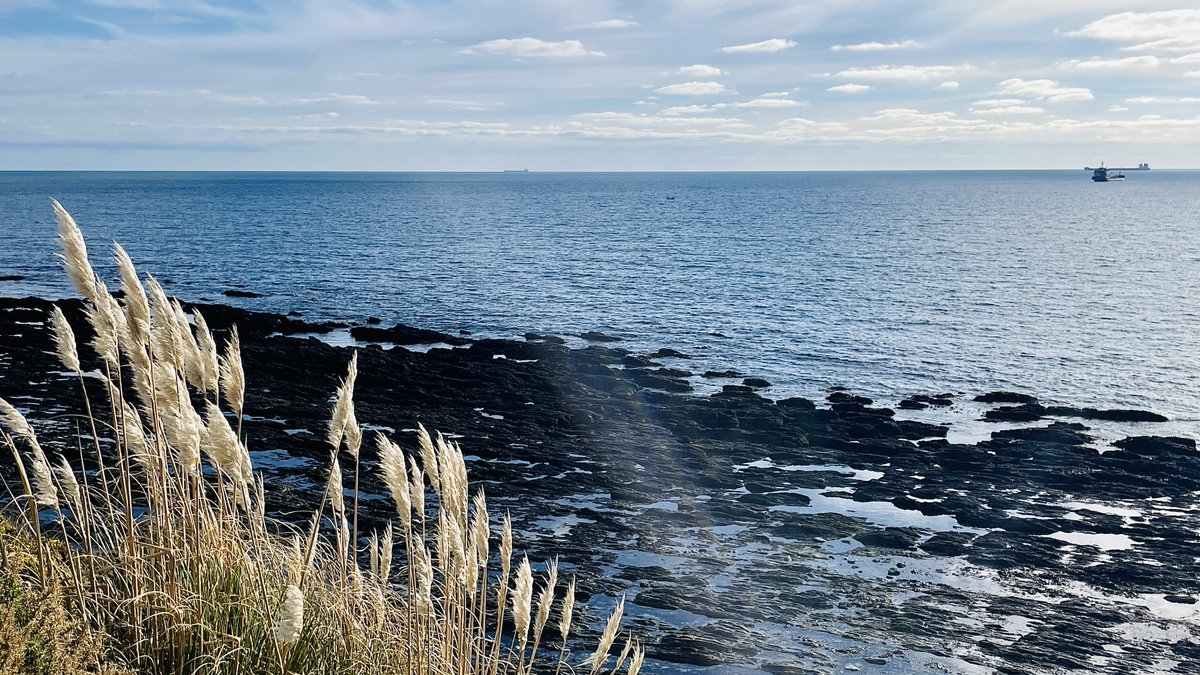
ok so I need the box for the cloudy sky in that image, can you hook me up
[2,1,1199,170]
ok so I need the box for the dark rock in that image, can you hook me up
[702,370,743,379]
[0,275,26,282]
[651,348,692,359]
[1164,595,1196,604]
[898,398,928,410]
[984,403,1047,422]
[827,391,872,406]
[524,332,566,344]
[1046,406,1169,423]
[349,323,470,346]
[1112,436,1196,456]
[856,527,921,550]
[776,397,816,411]
[975,391,1039,404]
[579,331,622,342]
[222,289,264,298]
[742,377,771,389]
[991,422,1092,446]
[366,316,382,325]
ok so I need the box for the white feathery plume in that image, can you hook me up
[219,326,245,414]
[627,645,646,675]
[326,454,344,514]
[86,285,125,369]
[0,398,58,508]
[54,455,81,510]
[612,635,634,673]
[409,465,425,522]
[511,556,533,644]
[559,577,576,643]
[416,423,440,492]
[534,559,559,639]
[113,242,150,346]
[202,402,247,484]
[172,299,203,389]
[47,305,80,372]
[376,435,411,530]
[145,276,180,368]
[121,401,153,473]
[380,522,394,584]
[582,596,625,673]
[51,199,98,302]
[500,512,513,577]
[191,309,220,397]
[327,352,359,456]
[469,490,489,564]
[273,584,305,645]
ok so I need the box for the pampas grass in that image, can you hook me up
[0,199,640,675]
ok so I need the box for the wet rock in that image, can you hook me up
[743,377,772,389]
[222,289,264,298]
[1112,436,1195,456]
[983,403,1047,422]
[366,316,382,325]
[828,391,873,406]
[349,323,470,346]
[579,331,622,342]
[651,348,692,359]
[975,391,1039,404]
[990,422,1092,446]
[524,332,566,344]
[855,527,921,550]
[703,370,743,378]
[1045,406,1168,423]
[0,275,26,282]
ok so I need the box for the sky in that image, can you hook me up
[1,1,1199,170]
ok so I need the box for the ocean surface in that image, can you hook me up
[2,170,1199,426]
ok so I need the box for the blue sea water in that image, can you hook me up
[2,170,1199,425]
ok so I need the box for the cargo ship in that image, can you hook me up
[1084,162,1149,182]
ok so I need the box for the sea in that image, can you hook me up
[2,171,1199,426]
[3,171,1200,673]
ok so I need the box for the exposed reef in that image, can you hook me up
[1,296,1197,674]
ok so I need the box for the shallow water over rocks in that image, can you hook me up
[1,297,1198,674]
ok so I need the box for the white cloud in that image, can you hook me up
[1172,53,1200,65]
[761,91,790,97]
[827,83,871,93]
[675,64,724,77]
[1060,55,1161,72]
[937,81,960,90]
[654,81,727,95]
[460,37,604,59]
[997,78,1093,103]
[970,105,1045,115]
[1070,10,1200,53]
[581,18,638,29]
[720,38,797,54]
[729,97,806,108]
[1125,96,1200,104]
[661,105,714,116]
[1186,70,1200,78]
[297,93,380,106]
[830,40,919,52]
[972,99,1028,107]
[835,64,973,83]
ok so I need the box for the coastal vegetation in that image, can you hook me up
[0,200,639,675]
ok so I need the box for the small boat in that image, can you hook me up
[1089,164,1124,182]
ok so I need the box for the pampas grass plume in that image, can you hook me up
[219,326,245,414]
[582,596,625,674]
[274,584,305,645]
[47,305,80,372]
[52,198,97,302]
[512,556,533,644]
[0,397,58,508]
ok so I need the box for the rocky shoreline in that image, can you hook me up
[1,295,1198,673]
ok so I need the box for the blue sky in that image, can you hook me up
[1,1,1198,170]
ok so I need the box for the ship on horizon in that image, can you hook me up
[1085,162,1149,182]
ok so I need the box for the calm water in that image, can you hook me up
[2,170,1200,423]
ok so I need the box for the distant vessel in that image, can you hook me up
[502,169,530,173]
[1084,162,1149,182]
[1092,165,1124,182]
